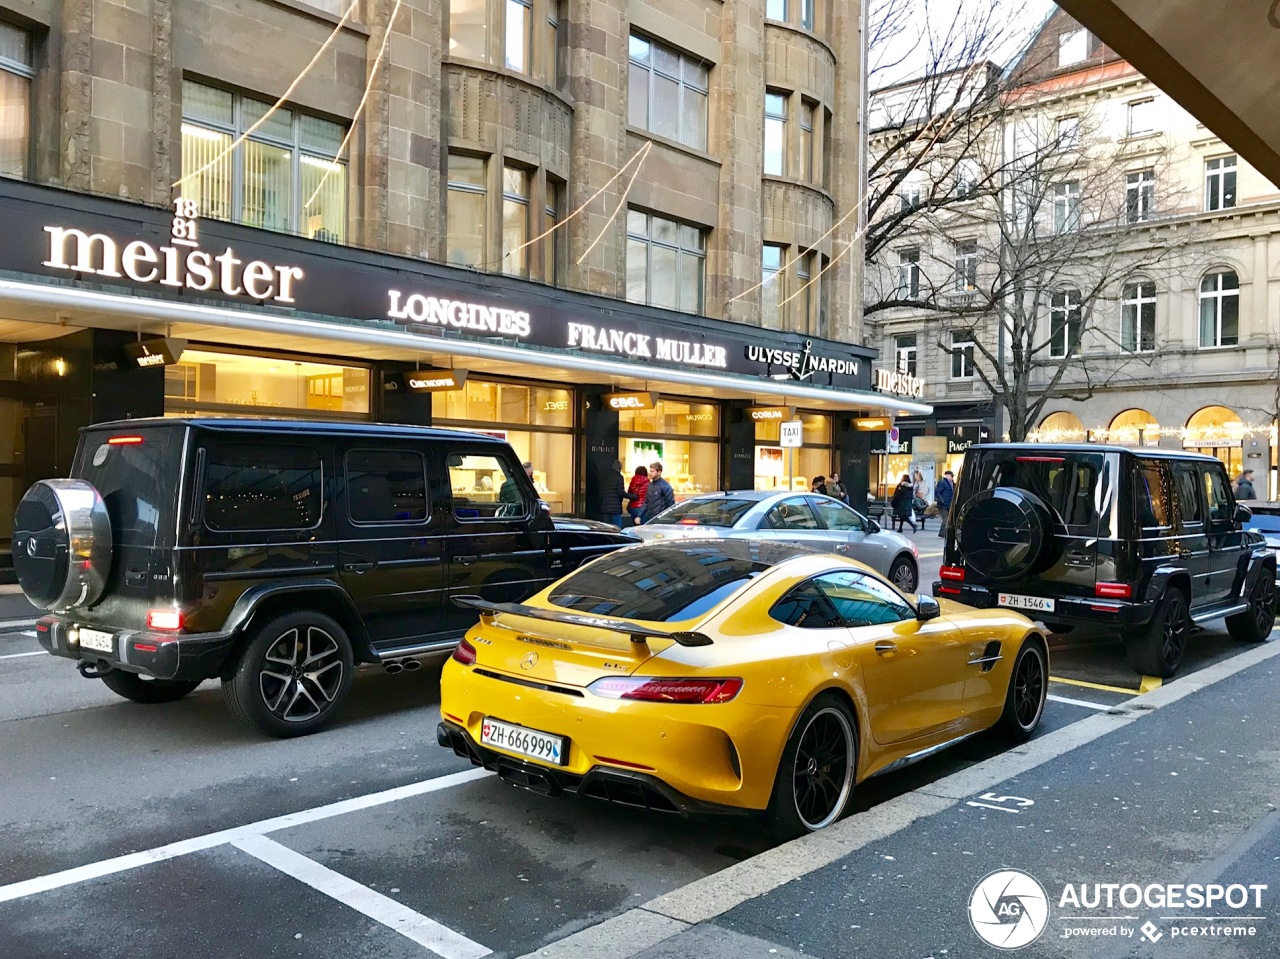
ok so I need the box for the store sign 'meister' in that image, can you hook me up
[874,368,926,398]
[42,199,305,304]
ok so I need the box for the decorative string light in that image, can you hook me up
[575,141,653,266]
[173,0,360,192]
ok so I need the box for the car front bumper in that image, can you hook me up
[36,616,238,682]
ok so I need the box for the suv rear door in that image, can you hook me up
[1170,463,1214,608]
[1202,464,1244,604]
[336,444,451,648]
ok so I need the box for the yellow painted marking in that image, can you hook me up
[1138,675,1163,694]
[1049,675,1139,695]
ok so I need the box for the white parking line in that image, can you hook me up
[0,618,37,631]
[0,767,491,904]
[1047,693,1114,711]
[233,836,491,959]
[0,650,45,661]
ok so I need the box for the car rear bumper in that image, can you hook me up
[36,616,238,681]
[931,583,1156,628]
[436,720,752,817]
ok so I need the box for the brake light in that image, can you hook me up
[452,638,477,665]
[134,643,158,653]
[588,677,743,703]
[1015,456,1064,463]
[938,586,962,595]
[940,565,966,581]
[1096,582,1132,599]
[146,609,182,630]
[108,435,144,445]
[678,518,701,525]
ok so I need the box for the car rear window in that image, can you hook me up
[203,444,323,531]
[647,498,754,528]
[965,451,1109,532]
[75,428,180,548]
[548,544,764,621]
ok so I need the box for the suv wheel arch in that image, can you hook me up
[219,583,374,678]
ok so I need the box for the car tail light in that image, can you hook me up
[678,518,701,525]
[108,435,144,445]
[452,638,477,665]
[588,677,744,703]
[940,565,966,581]
[1096,582,1132,599]
[938,586,962,596]
[146,609,182,630]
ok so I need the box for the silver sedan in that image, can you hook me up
[630,490,921,592]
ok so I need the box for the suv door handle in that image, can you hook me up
[874,641,896,654]
[344,561,374,574]
[456,555,479,566]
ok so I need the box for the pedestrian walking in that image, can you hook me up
[891,474,917,533]
[642,462,676,522]
[934,469,955,538]
[1235,469,1257,500]
[627,466,649,526]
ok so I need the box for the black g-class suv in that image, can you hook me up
[13,419,635,736]
[934,444,1275,678]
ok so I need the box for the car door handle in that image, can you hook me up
[343,561,374,574]
[456,555,479,567]
[874,641,896,654]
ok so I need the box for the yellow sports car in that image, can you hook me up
[437,540,1048,836]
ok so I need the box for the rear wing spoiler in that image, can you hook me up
[451,596,713,647]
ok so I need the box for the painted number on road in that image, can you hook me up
[966,792,1035,814]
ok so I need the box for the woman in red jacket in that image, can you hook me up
[626,466,649,527]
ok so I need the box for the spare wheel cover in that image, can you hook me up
[12,479,113,610]
[957,487,1053,582]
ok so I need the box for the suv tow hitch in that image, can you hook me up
[76,659,115,679]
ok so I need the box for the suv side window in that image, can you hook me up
[346,450,428,525]
[812,498,866,532]
[814,571,913,626]
[1203,468,1232,524]
[1134,462,1172,531]
[204,444,323,531]
[1172,466,1204,529]
[770,581,843,629]
[447,452,530,520]
[765,497,820,530]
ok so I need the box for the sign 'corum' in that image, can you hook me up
[43,198,305,304]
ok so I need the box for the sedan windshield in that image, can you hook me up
[646,497,755,528]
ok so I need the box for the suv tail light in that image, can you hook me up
[588,677,743,703]
[452,638,477,666]
[107,435,144,445]
[940,565,966,581]
[146,609,182,630]
[1096,582,1132,600]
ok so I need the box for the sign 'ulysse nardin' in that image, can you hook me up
[43,198,304,305]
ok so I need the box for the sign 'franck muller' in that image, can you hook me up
[43,198,305,304]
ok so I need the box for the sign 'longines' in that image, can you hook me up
[43,199,304,305]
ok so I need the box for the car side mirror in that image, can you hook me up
[866,519,880,533]
[915,595,941,621]
[1235,503,1253,525]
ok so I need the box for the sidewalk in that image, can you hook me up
[523,640,1280,959]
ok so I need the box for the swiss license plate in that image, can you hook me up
[78,628,115,653]
[481,717,567,766]
[998,593,1056,613]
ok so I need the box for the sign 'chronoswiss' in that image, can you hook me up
[43,198,305,304]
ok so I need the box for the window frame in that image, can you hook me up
[627,33,710,152]
[764,90,788,176]
[1127,98,1156,137]
[344,448,431,528]
[761,242,787,327]
[1049,289,1082,359]
[1057,29,1087,67]
[897,248,921,299]
[1125,169,1155,223]
[1052,180,1081,234]
[1198,270,1240,348]
[1205,154,1238,212]
[1056,116,1080,150]
[446,151,488,268]
[501,163,532,277]
[0,20,33,179]
[1121,281,1156,353]
[950,332,976,379]
[625,208,707,315]
[894,333,918,376]
[954,240,978,292]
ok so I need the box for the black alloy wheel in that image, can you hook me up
[791,706,856,831]
[996,641,1047,740]
[1125,590,1189,678]
[1226,573,1277,644]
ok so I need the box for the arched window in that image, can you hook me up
[1199,272,1239,348]
[1034,411,1085,443]
[1184,406,1245,479]
[1108,409,1160,446]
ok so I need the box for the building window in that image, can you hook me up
[1205,155,1237,211]
[447,153,486,267]
[897,248,920,299]
[793,250,822,334]
[505,0,532,73]
[1199,271,1239,348]
[545,1,564,89]
[0,21,32,178]
[1127,99,1156,137]
[625,210,706,314]
[898,175,922,212]
[1126,169,1155,222]
[449,0,489,62]
[1053,181,1081,233]
[950,332,975,379]
[764,91,787,176]
[766,0,788,20]
[799,101,815,182]
[1058,29,1087,67]
[801,0,815,30]
[894,334,917,376]
[543,176,563,285]
[628,35,709,152]
[1049,289,1082,358]
[501,165,530,277]
[181,81,348,242]
[954,159,980,200]
[1121,281,1156,353]
[761,243,786,328]
[1056,116,1080,150]
[954,240,977,292]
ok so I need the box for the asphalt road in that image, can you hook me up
[0,543,1268,959]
